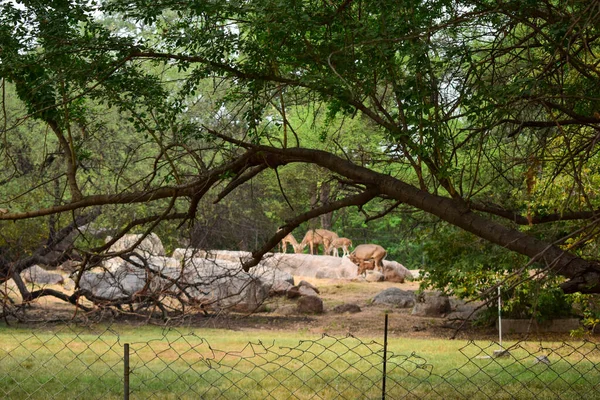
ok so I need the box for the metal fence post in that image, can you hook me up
[382,313,388,400]
[124,343,130,400]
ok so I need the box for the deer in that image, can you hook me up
[348,244,387,275]
[356,259,376,275]
[279,232,303,253]
[329,237,352,257]
[299,229,339,255]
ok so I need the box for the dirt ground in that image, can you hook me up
[186,276,499,341]
[7,275,585,342]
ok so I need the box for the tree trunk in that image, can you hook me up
[319,180,333,230]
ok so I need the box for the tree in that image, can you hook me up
[1,0,600,310]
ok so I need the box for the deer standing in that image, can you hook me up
[278,231,303,253]
[299,229,339,255]
[329,237,353,257]
[348,244,387,275]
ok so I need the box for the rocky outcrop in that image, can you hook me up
[172,249,254,264]
[382,261,413,282]
[411,292,451,317]
[364,270,384,282]
[21,265,64,286]
[78,253,293,312]
[297,295,323,314]
[106,233,166,257]
[372,288,416,308]
[262,253,358,279]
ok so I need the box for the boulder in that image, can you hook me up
[172,249,255,264]
[286,284,319,298]
[251,264,294,287]
[333,303,362,314]
[286,286,301,299]
[297,280,320,294]
[62,278,76,291]
[78,254,295,312]
[269,280,294,296]
[298,286,319,297]
[21,265,64,286]
[172,247,205,260]
[297,295,323,314]
[58,260,80,274]
[105,233,165,257]
[382,261,413,282]
[411,292,451,317]
[365,270,384,282]
[78,256,272,312]
[262,253,358,279]
[373,288,416,308]
[78,264,146,302]
[446,298,485,321]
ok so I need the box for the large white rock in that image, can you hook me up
[262,253,358,279]
[382,260,414,282]
[105,233,165,257]
[21,265,64,286]
[79,254,292,312]
[172,249,255,263]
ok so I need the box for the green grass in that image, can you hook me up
[1,323,599,399]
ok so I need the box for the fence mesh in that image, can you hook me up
[1,323,599,399]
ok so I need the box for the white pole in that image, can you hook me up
[498,285,502,350]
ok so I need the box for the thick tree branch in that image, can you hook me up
[470,202,600,225]
[248,145,600,292]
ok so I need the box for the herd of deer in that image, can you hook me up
[278,229,387,276]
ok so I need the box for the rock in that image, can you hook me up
[172,249,255,264]
[171,247,205,260]
[297,295,323,314]
[102,257,127,273]
[365,270,384,282]
[105,233,165,257]
[411,292,451,317]
[78,266,145,302]
[286,285,318,298]
[251,265,294,287]
[297,280,320,294]
[21,265,64,285]
[446,298,485,321]
[333,303,362,314]
[298,286,319,297]
[62,278,76,291]
[382,261,413,282]
[78,256,276,312]
[262,253,358,279]
[269,280,293,296]
[286,286,301,299]
[58,260,80,273]
[373,288,416,308]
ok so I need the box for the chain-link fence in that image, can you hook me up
[1,317,599,399]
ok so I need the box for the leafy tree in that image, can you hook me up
[1,0,600,316]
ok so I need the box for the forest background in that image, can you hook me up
[1,0,600,321]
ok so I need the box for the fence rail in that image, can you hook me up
[1,317,599,399]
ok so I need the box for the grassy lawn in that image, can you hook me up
[1,323,599,399]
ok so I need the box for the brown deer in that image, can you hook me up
[329,237,352,257]
[278,231,303,253]
[356,259,376,275]
[348,244,387,275]
[299,229,339,255]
